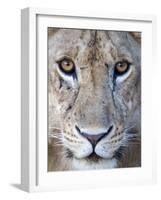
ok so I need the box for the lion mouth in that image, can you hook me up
[65,148,102,161]
[85,152,103,162]
[86,146,126,162]
[66,148,112,162]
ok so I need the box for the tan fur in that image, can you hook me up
[48,28,141,171]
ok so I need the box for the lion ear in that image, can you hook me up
[48,27,59,37]
[130,32,141,43]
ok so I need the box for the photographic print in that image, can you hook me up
[48,28,141,171]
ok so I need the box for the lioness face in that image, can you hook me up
[48,29,141,169]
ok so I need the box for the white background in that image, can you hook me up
[0,0,160,199]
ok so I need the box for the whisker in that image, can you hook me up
[125,134,138,138]
[124,141,140,145]
[49,132,63,137]
[48,126,61,129]
[53,141,64,144]
[48,135,62,140]
[53,144,65,147]
[123,124,137,132]
[53,150,67,156]
[114,146,127,160]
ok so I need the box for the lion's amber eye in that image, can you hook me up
[114,61,130,75]
[58,58,75,75]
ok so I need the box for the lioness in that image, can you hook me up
[48,28,141,171]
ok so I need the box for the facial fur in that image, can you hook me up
[48,28,141,171]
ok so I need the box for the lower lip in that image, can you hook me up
[84,153,104,161]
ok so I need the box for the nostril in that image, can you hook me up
[75,125,113,147]
[75,125,81,134]
[107,125,113,135]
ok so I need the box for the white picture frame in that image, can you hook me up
[21,7,157,192]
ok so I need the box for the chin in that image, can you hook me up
[71,154,118,170]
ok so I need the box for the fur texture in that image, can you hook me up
[48,28,141,171]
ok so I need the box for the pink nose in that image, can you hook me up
[75,125,113,147]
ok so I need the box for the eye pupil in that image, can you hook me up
[58,58,75,74]
[114,61,130,75]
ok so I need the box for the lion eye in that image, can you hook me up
[57,58,75,75]
[114,61,130,76]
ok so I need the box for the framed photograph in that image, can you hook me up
[21,7,156,192]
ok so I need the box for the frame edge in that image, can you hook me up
[21,7,37,192]
[21,8,30,192]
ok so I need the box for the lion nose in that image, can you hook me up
[75,125,113,147]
